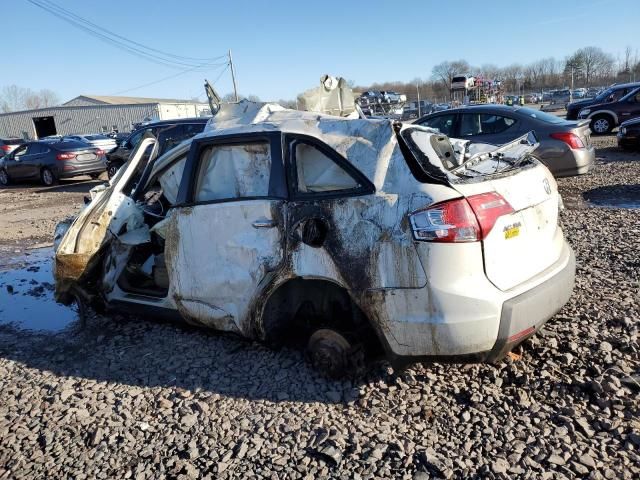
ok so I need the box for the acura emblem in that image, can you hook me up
[543,178,551,194]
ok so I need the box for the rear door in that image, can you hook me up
[9,143,34,179]
[22,143,48,178]
[165,132,287,333]
[284,134,426,291]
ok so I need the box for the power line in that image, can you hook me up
[25,0,227,69]
[111,62,230,96]
[37,0,226,64]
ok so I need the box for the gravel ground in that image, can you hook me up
[0,177,102,256]
[0,136,638,479]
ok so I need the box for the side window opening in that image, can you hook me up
[422,115,455,136]
[194,142,272,202]
[460,114,515,136]
[294,142,361,194]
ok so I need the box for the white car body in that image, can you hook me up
[54,102,575,367]
[65,134,118,153]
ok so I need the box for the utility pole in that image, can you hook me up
[229,49,239,102]
[570,66,574,103]
[416,82,421,117]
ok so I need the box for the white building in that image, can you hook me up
[0,95,210,139]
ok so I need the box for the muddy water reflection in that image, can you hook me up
[0,248,80,332]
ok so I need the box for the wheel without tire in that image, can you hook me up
[0,169,9,186]
[591,115,613,134]
[306,328,352,378]
[41,167,56,186]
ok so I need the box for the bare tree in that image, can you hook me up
[0,85,26,113]
[0,85,60,112]
[221,93,261,103]
[501,64,524,94]
[572,47,614,85]
[431,60,471,89]
[39,89,60,108]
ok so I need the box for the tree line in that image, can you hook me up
[354,46,640,102]
[0,85,60,113]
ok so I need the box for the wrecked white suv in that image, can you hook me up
[54,102,575,376]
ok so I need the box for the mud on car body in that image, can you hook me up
[54,102,575,376]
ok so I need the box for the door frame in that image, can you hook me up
[176,131,287,207]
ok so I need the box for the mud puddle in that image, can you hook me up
[0,248,81,332]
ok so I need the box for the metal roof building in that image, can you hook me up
[0,95,210,139]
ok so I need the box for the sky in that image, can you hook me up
[2,0,639,103]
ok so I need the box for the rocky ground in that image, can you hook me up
[0,136,638,479]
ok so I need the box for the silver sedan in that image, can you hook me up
[415,105,595,177]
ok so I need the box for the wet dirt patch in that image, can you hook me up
[583,184,640,209]
[0,247,82,332]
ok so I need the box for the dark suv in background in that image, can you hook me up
[577,86,640,134]
[566,82,640,121]
[105,117,209,177]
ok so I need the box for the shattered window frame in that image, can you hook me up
[177,131,287,207]
[284,133,374,201]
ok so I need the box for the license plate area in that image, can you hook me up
[77,153,96,162]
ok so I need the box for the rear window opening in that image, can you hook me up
[400,127,539,183]
[517,107,566,125]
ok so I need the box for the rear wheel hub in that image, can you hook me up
[306,329,352,378]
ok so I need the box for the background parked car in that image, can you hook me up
[105,117,209,178]
[566,82,640,120]
[524,93,540,104]
[0,140,106,186]
[585,87,601,98]
[0,138,25,158]
[64,134,117,153]
[578,86,640,134]
[571,88,587,99]
[415,104,595,177]
[551,89,571,105]
[617,117,640,150]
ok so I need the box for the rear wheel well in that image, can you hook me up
[260,278,382,355]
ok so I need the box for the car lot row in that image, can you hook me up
[2,81,640,189]
[0,118,209,186]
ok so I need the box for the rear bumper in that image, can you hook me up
[552,146,595,177]
[485,245,575,361]
[56,159,106,178]
[380,241,575,367]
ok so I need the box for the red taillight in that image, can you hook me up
[410,192,514,243]
[56,152,76,161]
[1,145,10,152]
[550,132,584,149]
[466,192,515,239]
